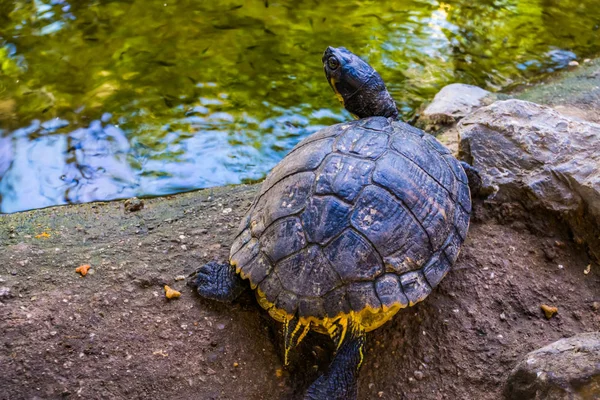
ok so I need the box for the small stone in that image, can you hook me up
[378,391,384,398]
[584,264,591,275]
[568,60,579,67]
[542,247,557,261]
[421,83,493,127]
[174,275,186,281]
[124,197,144,212]
[540,304,558,319]
[414,370,424,380]
[500,312,507,321]
[222,208,232,214]
[0,287,11,299]
[592,302,600,311]
[557,264,564,270]
[233,362,239,368]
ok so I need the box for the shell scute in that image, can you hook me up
[315,154,374,202]
[334,127,388,159]
[275,246,341,298]
[301,196,352,245]
[260,217,306,263]
[322,229,383,282]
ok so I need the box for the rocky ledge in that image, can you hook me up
[1,59,599,400]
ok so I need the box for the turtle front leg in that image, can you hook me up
[189,261,246,303]
[304,320,366,400]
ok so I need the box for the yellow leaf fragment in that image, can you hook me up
[541,304,558,319]
[164,285,181,299]
[152,350,168,357]
[75,264,91,276]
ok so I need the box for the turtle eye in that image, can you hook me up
[327,56,339,70]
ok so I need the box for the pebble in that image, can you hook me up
[583,264,591,275]
[222,208,232,214]
[592,302,600,311]
[568,60,579,67]
[414,370,424,380]
[124,197,144,212]
[0,287,11,299]
[500,312,507,321]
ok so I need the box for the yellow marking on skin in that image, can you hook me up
[296,323,311,345]
[329,77,345,106]
[337,318,349,350]
[283,318,292,365]
[357,341,364,369]
[289,319,303,342]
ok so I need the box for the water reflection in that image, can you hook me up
[0,0,599,213]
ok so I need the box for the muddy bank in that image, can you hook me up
[1,60,600,400]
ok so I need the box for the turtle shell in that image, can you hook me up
[230,116,470,331]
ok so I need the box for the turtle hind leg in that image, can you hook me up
[188,261,246,303]
[283,316,311,366]
[304,319,366,400]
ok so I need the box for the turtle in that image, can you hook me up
[190,46,474,400]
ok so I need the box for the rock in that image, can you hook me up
[540,304,558,319]
[0,287,11,300]
[421,84,494,126]
[504,332,600,399]
[458,100,600,261]
[124,197,144,212]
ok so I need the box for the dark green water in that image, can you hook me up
[0,0,599,213]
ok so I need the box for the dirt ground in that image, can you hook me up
[0,182,598,400]
[1,59,600,400]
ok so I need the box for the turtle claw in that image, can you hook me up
[189,261,246,303]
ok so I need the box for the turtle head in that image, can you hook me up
[323,46,398,119]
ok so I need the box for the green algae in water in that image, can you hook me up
[0,0,599,213]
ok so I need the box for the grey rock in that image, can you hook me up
[0,287,11,299]
[421,84,494,126]
[458,100,600,261]
[124,197,144,212]
[504,332,600,400]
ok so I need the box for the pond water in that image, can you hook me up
[0,0,599,213]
